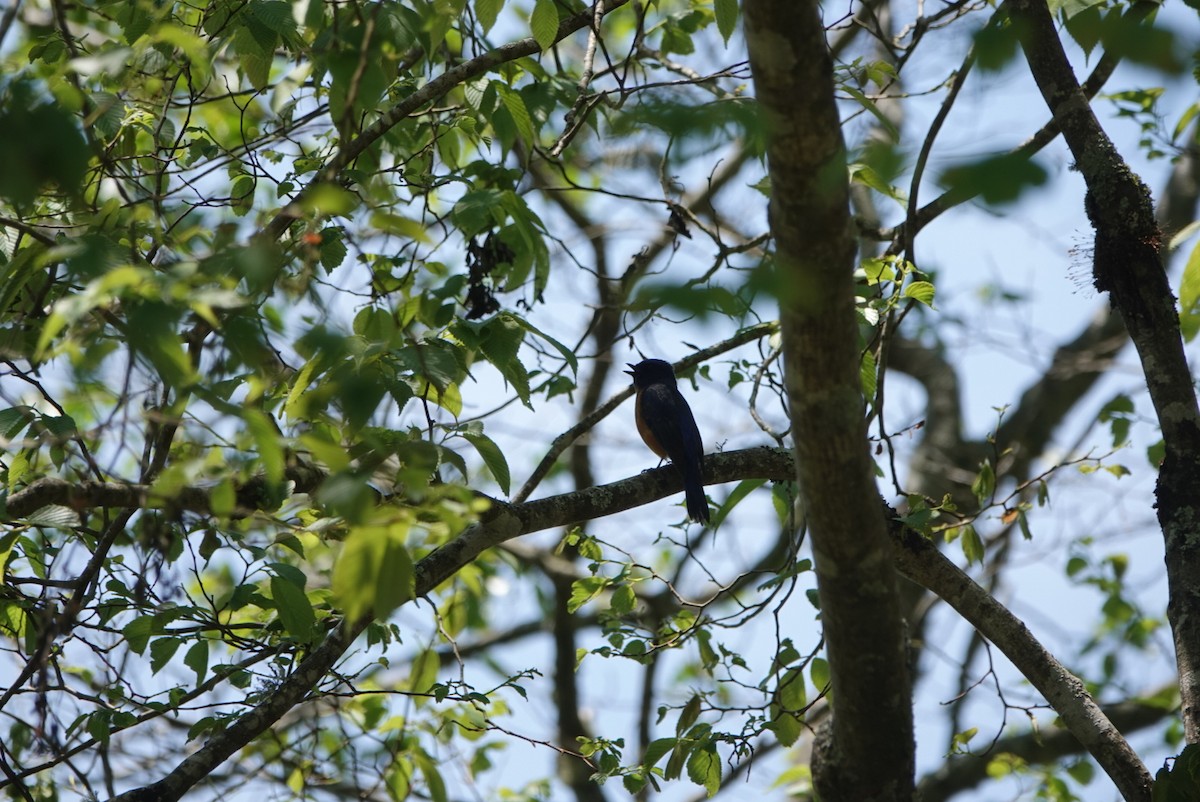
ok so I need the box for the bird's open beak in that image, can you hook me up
[624,363,636,376]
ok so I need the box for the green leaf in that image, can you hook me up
[332,523,415,623]
[409,649,439,694]
[0,81,90,204]
[319,228,348,271]
[860,348,878,400]
[1064,5,1102,58]
[643,737,677,769]
[415,751,449,802]
[87,710,113,745]
[476,0,505,33]
[686,741,721,797]
[677,694,702,736]
[477,314,531,407]
[777,667,807,711]
[508,314,578,375]
[530,0,559,51]
[971,460,995,504]
[714,0,738,44]
[768,703,803,747]
[950,726,979,753]
[127,301,196,389]
[938,153,1048,205]
[810,657,830,695]
[39,413,77,440]
[611,584,636,615]
[961,524,985,566]
[842,85,899,142]
[494,84,535,145]
[23,505,81,529]
[123,616,158,655]
[973,18,1021,71]
[271,575,317,643]
[904,280,936,308]
[567,576,607,613]
[462,430,511,495]
[149,637,183,674]
[184,640,209,683]
[243,408,285,485]
[709,478,765,528]
[1178,238,1200,341]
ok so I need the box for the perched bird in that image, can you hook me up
[625,358,710,523]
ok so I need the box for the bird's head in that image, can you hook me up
[625,358,677,389]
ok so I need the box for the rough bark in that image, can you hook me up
[1009,0,1200,747]
[744,1,915,798]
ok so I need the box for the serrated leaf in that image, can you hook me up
[769,703,803,747]
[611,583,636,614]
[332,523,415,623]
[271,575,317,643]
[507,314,578,374]
[644,737,676,768]
[409,649,439,694]
[319,231,347,271]
[123,616,158,655]
[778,667,807,711]
[686,742,721,797]
[530,0,559,51]
[971,460,994,504]
[961,524,985,565]
[811,657,830,695]
[567,576,606,613]
[24,504,81,529]
[494,84,535,145]
[904,280,936,308]
[184,640,208,683]
[87,710,112,745]
[860,349,878,401]
[0,406,34,439]
[1178,238,1200,341]
[149,637,183,674]
[714,0,738,43]
[39,413,77,439]
[476,0,505,33]
[677,694,702,736]
[478,314,531,407]
[462,430,511,495]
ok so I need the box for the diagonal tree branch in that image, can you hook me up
[98,442,1143,801]
[891,515,1154,800]
[1009,0,1200,749]
[917,694,1171,802]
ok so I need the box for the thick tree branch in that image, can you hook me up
[104,447,790,802]
[1009,0,1200,751]
[917,695,1172,802]
[891,517,1155,799]
[744,1,915,798]
[100,443,1142,801]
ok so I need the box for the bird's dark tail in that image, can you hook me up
[683,459,709,524]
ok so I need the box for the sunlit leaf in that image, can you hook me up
[530,0,559,51]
